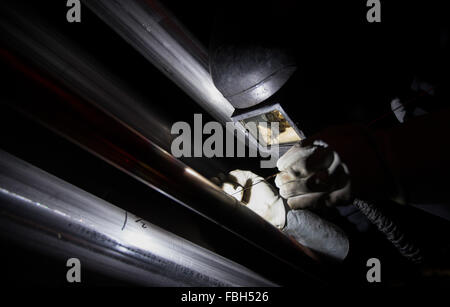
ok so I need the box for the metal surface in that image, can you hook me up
[0,5,173,151]
[83,0,235,123]
[81,0,257,157]
[1,38,326,286]
[0,5,229,178]
[0,1,330,285]
[0,149,276,286]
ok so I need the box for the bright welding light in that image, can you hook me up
[240,109,302,146]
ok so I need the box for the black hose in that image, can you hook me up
[353,198,424,264]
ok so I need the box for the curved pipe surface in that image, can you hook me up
[0,150,276,286]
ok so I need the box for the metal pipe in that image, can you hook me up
[0,5,228,177]
[0,149,276,286]
[1,47,327,285]
[0,1,331,285]
[0,3,173,150]
[83,0,235,124]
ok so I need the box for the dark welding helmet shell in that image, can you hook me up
[209,1,298,109]
[210,44,297,109]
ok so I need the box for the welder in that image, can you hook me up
[210,0,450,262]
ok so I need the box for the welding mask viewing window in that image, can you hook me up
[209,0,306,153]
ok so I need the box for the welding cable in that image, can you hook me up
[353,198,424,264]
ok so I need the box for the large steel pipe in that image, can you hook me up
[0,0,331,285]
[83,0,235,123]
[0,4,227,177]
[0,149,276,286]
[0,49,327,285]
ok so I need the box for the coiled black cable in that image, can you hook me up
[353,198,424,264]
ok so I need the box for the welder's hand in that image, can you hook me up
[219,170,286,229]
[275,140,351,209]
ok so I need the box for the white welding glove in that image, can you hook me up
[218,169,349,261]
[220,170,287,229]
[276,140,352,210]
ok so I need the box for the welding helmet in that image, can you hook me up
[209,0,298,110]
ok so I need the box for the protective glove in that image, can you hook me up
[282,209,349,261]
[217,169,349,261]
[217,170,287,229]
[275,139,352,210]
